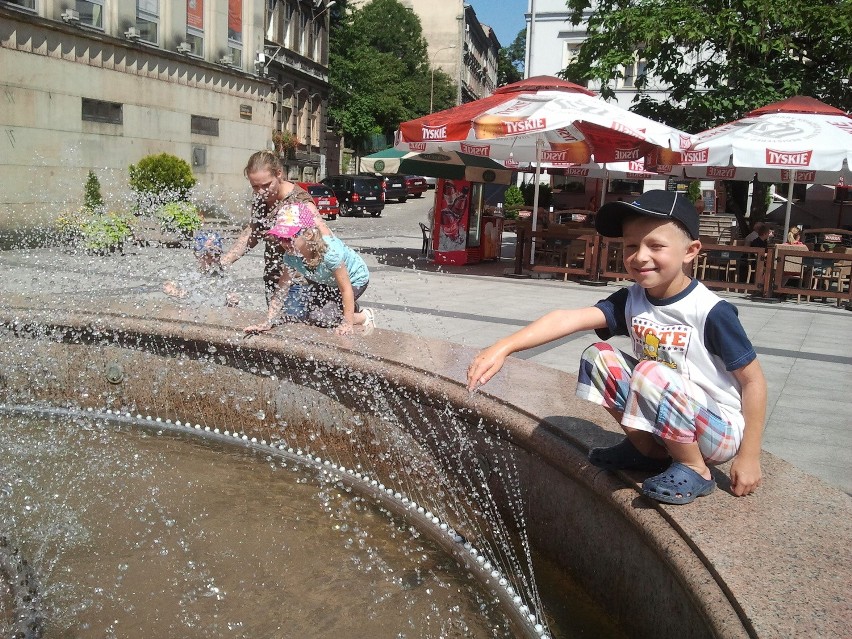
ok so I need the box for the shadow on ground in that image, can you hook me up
[358,246,515,278]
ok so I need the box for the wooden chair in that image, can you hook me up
[419,222,431,256]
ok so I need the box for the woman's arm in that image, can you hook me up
[244,269,292,333]
[221,224,259,267]
[331,264,356,335]
[467,306,608,391]
[729,359,767,496]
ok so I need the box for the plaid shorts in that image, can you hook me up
[576,342,741,463]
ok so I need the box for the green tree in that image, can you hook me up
[564,0,852,133]
[83,170,104,211]
[498,28,526,86]
[328,0,454,151]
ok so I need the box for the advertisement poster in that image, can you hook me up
[187,0,203,30]
[435,179,470,264]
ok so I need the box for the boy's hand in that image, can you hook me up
[467,345,507,391]
[729,455,762,496]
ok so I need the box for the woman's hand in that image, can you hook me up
[244,322,273,334]
[334,320,354,336]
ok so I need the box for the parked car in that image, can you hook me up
[404,175,428,198]
[423,176,438,189]
[296,182,339,221]
[361,172,408,203]
[320,175,385,217]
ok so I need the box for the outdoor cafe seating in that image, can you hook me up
[511,219,851,307]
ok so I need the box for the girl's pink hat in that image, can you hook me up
[267,202,316,239]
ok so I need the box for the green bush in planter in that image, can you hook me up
[156,201,202,238]
[129,153,197,213]
[502,185,525,220]
[80,212,134,254]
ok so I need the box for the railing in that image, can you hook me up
[512,227,850,305]
[772,246,852,307]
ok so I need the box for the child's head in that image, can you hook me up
[595,190,701,296]
[267,202,317,246]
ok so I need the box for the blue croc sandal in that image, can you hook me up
[588,438,671,473]
[642,462,716,505]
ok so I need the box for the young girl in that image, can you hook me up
[220,151,329,304]
[244,202,375,336]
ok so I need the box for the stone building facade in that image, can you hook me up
[0,0,333,232]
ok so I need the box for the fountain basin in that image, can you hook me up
[1,296,849,638]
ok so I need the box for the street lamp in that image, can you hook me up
[430,44,457,113]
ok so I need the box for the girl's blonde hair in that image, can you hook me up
[244,150,283,178]
[300,226,328,270]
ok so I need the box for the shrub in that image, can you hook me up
[156,201,202,238]
[520,182,553,209]
[686,180,702,204]
[55,209,86,245]
[128,153,197,211]
[84,170,104,211]
[82,212,133,253]
[503,185,525,211]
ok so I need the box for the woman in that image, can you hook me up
[244,202,375,336]
[786,226,803,245]
[220,150,329,304]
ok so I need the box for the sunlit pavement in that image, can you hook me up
[1,195,849,495]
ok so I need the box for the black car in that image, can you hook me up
[360,173,408,203]
[321,175,385,217]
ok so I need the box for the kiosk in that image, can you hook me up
[432,178,506,265]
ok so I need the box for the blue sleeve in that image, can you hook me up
[323,236,345,270]
[593,287,629,339]
[705,301,756,371]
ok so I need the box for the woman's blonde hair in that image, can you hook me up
[300,226,328,270]
[244,150,283,178]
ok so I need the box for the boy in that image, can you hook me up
[467,190,766,505]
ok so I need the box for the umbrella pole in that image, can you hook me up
[782,176,794,242]
[530,139,544,266]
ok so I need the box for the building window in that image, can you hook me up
[137,0,159,45]
[76,0,104,29]
[191,115,219,136]
[624,58,648,89]
[186,0,204,56]
[228,0,242,66]
[82,98,123,124]
[4,0,36,10]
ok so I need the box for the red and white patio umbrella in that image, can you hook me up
[396,76,689,261]
[676,96,852,238]
[396,76,688,165]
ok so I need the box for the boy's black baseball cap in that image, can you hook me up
[595,190,700,240]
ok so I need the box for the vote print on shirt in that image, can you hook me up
[631,317,692,370]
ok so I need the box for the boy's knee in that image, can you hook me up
[580,342,614,362]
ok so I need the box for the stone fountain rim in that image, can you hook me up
[2,296,850,639]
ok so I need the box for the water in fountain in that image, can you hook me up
[1,171,627,638]
[0,410,513,637]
